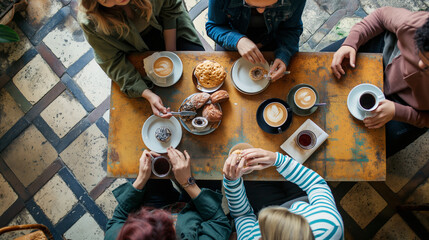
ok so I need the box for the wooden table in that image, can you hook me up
[107,52,385,181]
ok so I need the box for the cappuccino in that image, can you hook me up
[263,102,288,127]
[153,56,174,77]
[294,87,316,110]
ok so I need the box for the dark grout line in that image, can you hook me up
[30,6,71,46]
[5,48,38,79]
[24,81,66,122]
[66,49,94,78]
[55,118,92,154]
[0,118,30,153]
[61,73,95,112]
[0,156,31,201]
[89,177,115,201]
[55,203,86,235]
[397,161,429,200]
[58,167,108,231]
[398,210,429,239]
[88,97,110,123]
[26,158,65,196]
[4,81,32,113]
[0,74,10,90]
[364,205,396,238]
[0,199,26,227]
[25,199,63,239]
[36,42,66,78]
[96,117,109,139]
[33,116,61,148]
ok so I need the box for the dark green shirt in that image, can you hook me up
[104,182,232,240]
[78,0,202,98]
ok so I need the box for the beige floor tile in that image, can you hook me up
[43,15,91,68]
[0,209,37,240]
[0,88,24,138]
[302,0,330,35]
[60,124,107,192]
[193,9,216,50]
[20,0,63,28]
[1,125,58,187]
[33,174,78,225]
[63,213,104,240]
[372,214,419,240]
[12,54,59,105]
[73,60,111,107]
[386,132,429,193]
[0,173,18,216]
[40,90,87,138]
[103,110,110,123]
[0,23,32,75]
[340,182,387,229]
[95,178,128,219]
[406,178,429,231]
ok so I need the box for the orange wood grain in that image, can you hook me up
[107,52,385,181]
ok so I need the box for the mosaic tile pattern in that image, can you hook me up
[0,0,428,239]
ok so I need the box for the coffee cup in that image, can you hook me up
[152,56,174,79]
[151,156,171,178]
[263,102,288,133]
[296,130,316,150]
[294,86,317,110]
[357,90,384,118]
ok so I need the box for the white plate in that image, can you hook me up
[151,51,183,87]
[231,57,270,94]
[141,115,182,153]
[347,83,385,121]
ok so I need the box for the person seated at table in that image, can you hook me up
[323,7,429,157]
[223,148,344,240]
[105,148,232,240]
[205,0,305,82]
[78,0,204,118]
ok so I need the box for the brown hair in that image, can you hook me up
[79,0,152,37]
[258,206,314,240]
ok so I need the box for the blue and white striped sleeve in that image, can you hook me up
[223,177,261,240]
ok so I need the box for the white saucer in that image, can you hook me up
[231,57,270,95]
[141,115,182,153]
[347,83,385,121]
[150,51,183,87]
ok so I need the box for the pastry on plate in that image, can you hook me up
[155,127,172,142]
[194,60,226,88]
[190,92,210,109]
[249,66,268,81]
[202,104,222,122]
[210,90,229,104]
[179,101,196,121]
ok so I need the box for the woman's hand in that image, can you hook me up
[331,46,356,79]
[269,58,287,82]
[223,154,250,181]
[133,150,159,190]
[241,148,276,171]
[167,147,191,186]
[142,89,172,118]
[363,100,395,129]
[237,37,266,64]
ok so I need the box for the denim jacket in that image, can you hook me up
[206,0,305,66]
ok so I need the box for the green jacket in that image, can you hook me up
[104,182,232,240]
[78,0,202,98]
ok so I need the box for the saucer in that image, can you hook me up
[256,98,293,134]
[178,93,222,135]
[347,83,385,121]
[149,51,183,87]
[287,84,319,116]
[141,115,182,153]
[231,57,270,95]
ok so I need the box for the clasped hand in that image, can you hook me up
[223,148,276,180]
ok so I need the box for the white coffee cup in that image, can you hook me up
[357,90,384,118]
[152,55,174,79]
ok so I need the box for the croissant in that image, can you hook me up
[190,93,210,109]
[210,90,229,104]
[202,104,222,122]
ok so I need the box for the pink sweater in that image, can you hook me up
[343,7,429,128]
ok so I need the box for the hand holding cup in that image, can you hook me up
[167,147,191,185]
[240,148,276,171]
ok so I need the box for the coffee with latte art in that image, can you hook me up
[294,87,316,109]
[263,102,288,127]
[153,56,174,77]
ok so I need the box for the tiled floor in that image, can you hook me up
[1,0,428,239]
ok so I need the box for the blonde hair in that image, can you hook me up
[258,207,314,240]
[79,0,152,37]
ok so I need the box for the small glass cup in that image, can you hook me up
[296,130,316,150]
[151,156,171,177]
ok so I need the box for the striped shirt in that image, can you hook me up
[223,152,344,240]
